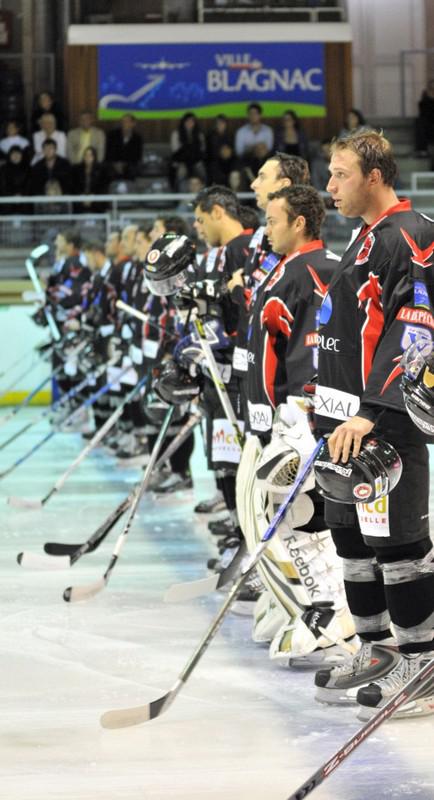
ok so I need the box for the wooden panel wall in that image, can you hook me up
[64,41,352,143]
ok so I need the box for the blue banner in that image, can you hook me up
[98,42,325,119]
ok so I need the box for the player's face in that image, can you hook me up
[149,218,166,243]
[327,149,371,219]
[265,198,299,255]
[121,225,137,257]
[135,231,151,261]
[251,159,285,210]
[193,206,221,247]
[105,233,120,259]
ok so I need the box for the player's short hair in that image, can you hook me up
[238,204,261,231]
[60,229,82,249]
[267,185,326,240]
[83,239,105,254]
[155,215,189,236]
[331,129,398,186]
[194,185,240,222]
[271,152,310,184]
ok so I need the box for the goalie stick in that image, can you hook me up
[23,409,203,571]
[286,657,434,800]
[9,372,147,510]
[63,405,175,602]
[99,437,325,729]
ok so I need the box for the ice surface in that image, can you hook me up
[0,412,433,799]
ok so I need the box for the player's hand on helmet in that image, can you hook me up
[328,416,375,464]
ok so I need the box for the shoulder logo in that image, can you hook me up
[355,232,375,265]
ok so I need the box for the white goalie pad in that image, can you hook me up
[269,605,357,664]
[252,591,288,644]
[236,404,355,659]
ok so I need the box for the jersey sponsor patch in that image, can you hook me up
[400,324,432,353]
[414,280,430,309]
[248,401,273,432]
[356,496,390,537]
[211,418,244,464]
[314,385,360,421]
[355,232,376,265]
[232,346,248,372]
[319,292,333,325]
[397,307,434,329]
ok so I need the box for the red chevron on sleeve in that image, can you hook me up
[305,264,329,299]
[400,229,434,268]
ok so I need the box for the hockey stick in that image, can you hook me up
[0,358,110,453]
[99,437,325,729]
[63,405,175,602]
[10,373,148,510]
[0,338,88,430]
[31,409,202,570]
[0,361,70,430]
[17,494,133,571]
[164,539,247,603]
[0,347,42,381]
[193,317,245,447]
[286,657,434,800]
[162,318,246,603]
[25,257,61,341]
[0,362,132,481]
[115,299,180,342]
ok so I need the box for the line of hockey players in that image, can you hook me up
[24,128,433,723]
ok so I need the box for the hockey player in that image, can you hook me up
[312,129,434,719]
[237,185,355,658]
[246,184,339,438]
[176,186,253,556]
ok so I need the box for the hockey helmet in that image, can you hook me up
[400,337,434,435]
[144,233,195,296]
[143,392,175,426]
[313,438,402,504]
[153,359,202,405]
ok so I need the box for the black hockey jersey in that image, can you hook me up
[314,199,434,432]
[247,240,339,435]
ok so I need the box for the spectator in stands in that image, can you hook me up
[31,90,66,132]
[169,112,207,191]
[105,114,143,180]
[310,137,332,192]
[338,108,369,138]
[234,102,274,186]
[0,145,31,213]
[0,120,31,160]
[274,109,310,162]
[32,113,67,163]
[28,139,72,195]
[414,78,434,158]
[40,179,66,215]
[149,214,190,243]
[206,113,241,189]
[71,145,108,213]
[66,110,106,165]
[176,175,206,214]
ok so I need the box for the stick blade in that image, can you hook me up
[17,551,71,570]
[63,577,106,603]
[8,496,43,510]
[164,540,247,603]
[164,573,219,603]
[44,541,82,556]
[100,691,173,729]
